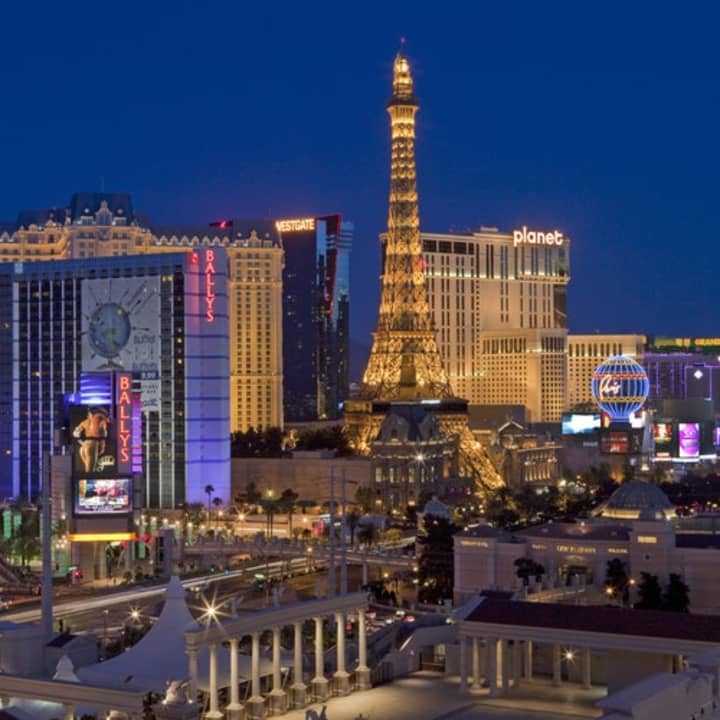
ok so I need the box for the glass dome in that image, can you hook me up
[599,480,675,520]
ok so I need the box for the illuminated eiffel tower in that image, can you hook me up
[344,52,503,493]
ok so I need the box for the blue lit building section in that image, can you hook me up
[0,252,230,506]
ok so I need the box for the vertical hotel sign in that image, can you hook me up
[116,373,133,475]
[205,249,216,323]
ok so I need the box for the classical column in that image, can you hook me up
[334,611,350,695]
[472,637,481,689]
[186,646,198,704]
[227,637,243,720]
[356,609,371,689]
[311,617,329,701]
[291,621,307,708]
[458,635,468,693]
[247,631,265,720]
[63,703,74,720]
[581,648,592,690]
[206,643,222,719]
[269,626,287,714]
[512,641,521,688]
[500,639,510,694]
[523,641,533,682]
[487,638,498,697]
[552,644,562,687]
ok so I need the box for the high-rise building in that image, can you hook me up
[420,227,570,422]
[0,251,230,506]
[0,195,284,433]
[275,215,351,422]
[567,334,646,408]
[344,53,502,492]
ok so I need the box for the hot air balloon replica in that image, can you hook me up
[591,355,650,458]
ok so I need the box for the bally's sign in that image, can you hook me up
[513,226,565,247]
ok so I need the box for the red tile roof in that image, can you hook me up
[465,599,720,643]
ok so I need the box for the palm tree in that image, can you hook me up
[279,489,299,536]
[212,496,223,529]
[204,484,215,522]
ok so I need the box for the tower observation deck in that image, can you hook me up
[344,53,503,493]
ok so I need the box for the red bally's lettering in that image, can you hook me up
[205,249,217,322]
[117,374,132,464]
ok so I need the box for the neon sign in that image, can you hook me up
[275,218,316,233]
[116,373,132,474]
[599,374,621,398]
[513,226,564,247]
[205,249,216,323]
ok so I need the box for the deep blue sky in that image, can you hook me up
[2,2,719,366]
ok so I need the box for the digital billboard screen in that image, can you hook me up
[69,405,116,476]
[714,427,720,447]
[561,413,601,435]
[75,478,131,515]
[678,422,700,458]
[654,423,673,444]
[600,431,629,454]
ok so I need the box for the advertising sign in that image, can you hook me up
[561,413,601,435]
[75,478,131,515]
[116,373,133,475]
[678,423,700,458]
[653,423,673,444]
[69,405,115,476]
[81,277,161,410]
[600,431,630,454]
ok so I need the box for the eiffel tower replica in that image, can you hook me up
[344,52,503,493]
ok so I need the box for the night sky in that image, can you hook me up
[2,3,719,375]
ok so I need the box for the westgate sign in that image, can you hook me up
[513,226,564,247]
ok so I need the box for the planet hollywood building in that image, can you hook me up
[0,250,230,509]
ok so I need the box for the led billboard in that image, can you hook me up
[654,423,673,444]
[75,478,131,515]
[678,423,700,458]
[69,405,115,476]
[561,413,601,435]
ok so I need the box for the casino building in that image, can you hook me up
[275,215,352,422]
[0,250,230,508]
[419,226,569,422]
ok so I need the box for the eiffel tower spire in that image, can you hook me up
[360,52,453,401]
[344,53,503,493]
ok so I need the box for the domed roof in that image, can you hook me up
[422,495,451,519]
[600,480,675,520]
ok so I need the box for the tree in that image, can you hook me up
[663,573,690,612]
[204,485,215,519]
[355,486,375,514]
[212,497,223,528]
[604,558,630,604]
[279,489,299,535]
[514,557,545,586]
[358,524,379,547]
[635,572,663,610]
[416,515,458,605]
[346,510,361,545]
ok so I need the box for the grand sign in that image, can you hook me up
[513,226,564,247]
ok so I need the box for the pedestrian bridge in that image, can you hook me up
[181,536,418,576]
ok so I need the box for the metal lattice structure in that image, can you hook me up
[344,53,503,493]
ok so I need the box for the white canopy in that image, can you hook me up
[78,575,281,693]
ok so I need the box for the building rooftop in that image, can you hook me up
[514,521,631,542]
[465,598,720,643]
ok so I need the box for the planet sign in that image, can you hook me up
[591,355,649,422]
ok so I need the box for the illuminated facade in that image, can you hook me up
[567,334,645,408]
[344,54,502,493]
[275,215,351,422]
[0,195,284,432]
[0,251,231,507]
[420,228,570,422]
